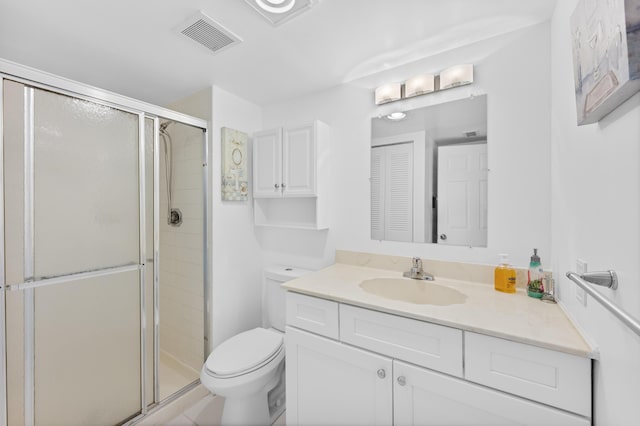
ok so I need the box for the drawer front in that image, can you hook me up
[340,304,463,377]
[394,360,590,426]
[464,332,591,417]
[286,292,339,339]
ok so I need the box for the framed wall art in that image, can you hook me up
[221,127,249,201]
[571,0,640,125]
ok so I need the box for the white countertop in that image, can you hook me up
[282,263,594,358]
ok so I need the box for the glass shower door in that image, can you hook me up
[3,80,144,425]
[157,119,204,400]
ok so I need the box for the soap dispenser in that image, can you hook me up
[527,248,545,298]
[494,254,516,293]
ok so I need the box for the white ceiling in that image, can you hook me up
[0,0,557,107]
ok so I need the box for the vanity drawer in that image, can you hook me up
[286,292,339,339]
[339,304,463,377]
[464,332,591,417]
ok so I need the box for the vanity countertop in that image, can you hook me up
[282,263,595,358]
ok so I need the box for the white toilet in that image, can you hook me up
[200,265,310,426]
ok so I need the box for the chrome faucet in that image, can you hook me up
[403,257,434,281]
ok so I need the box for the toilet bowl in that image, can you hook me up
[201,266,311,426]
[200,328,285,425]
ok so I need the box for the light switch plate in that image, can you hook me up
[576,259,587,306]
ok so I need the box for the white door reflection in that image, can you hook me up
[437,143,488,246]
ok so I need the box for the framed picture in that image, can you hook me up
[571,0,640,125]
[221,127,249,201]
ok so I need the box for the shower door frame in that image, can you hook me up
[0,72,7,426]
[0,59,210,426]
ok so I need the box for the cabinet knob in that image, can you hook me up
[397,376,406,386]
[439,234,447,241]
[282,183,286,188]
[274,183,280,189]
[377,369,386,379]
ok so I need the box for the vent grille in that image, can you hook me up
[463,131,478,138]
[178,11,242,54]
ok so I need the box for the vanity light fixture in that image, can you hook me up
[373,64,474,105]
[374,83,402,105]
[404,74,435,98]
[386,112,407,121]
[439,64,474,90]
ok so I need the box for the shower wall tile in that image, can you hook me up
[159,124,205,375]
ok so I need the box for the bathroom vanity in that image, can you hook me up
[283,255,594,425]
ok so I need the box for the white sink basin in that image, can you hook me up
[359,278,467,306]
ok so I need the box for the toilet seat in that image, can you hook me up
[204,328,283,379]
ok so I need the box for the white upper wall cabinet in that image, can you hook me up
[252,120,330,229]
[254,121,327,198]
[283,124,317,196]
[253,128,283,197]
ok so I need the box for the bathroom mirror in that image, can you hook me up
[371,95,488,246]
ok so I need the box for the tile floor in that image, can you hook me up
[164,395,223,426]
[164,395,286,426]
[135,383,285,426]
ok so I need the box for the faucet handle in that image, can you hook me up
[412,257,422,269]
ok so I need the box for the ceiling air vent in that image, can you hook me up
[178,11,242,54]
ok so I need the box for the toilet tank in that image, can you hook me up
[263,265,312,332]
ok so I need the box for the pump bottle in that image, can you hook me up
[494,254,516,293]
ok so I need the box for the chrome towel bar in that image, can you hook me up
[566,271,640,338]
[579,270,618,289]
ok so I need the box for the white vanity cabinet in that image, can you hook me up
[285,327,393,425]
[393,361,589,426]
[252,121,330,229]
[285,292,592,426]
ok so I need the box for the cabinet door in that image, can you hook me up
[282,123,316,196]
[286,326,392,426]
[394,361,590,426]
[253,128,282,198]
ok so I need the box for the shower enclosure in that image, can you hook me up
[0,62,209,425]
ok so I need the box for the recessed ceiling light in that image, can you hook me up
[244,0,316,26]
[256,0,296,14]
[386,112,407,121]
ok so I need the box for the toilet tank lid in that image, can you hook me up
[264,265,313,282]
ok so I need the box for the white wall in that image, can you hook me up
[170,86,265,353]
[210,86,265,351]
[168,87,211,121]
[550,1,640,424]
[261,22,552,269]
